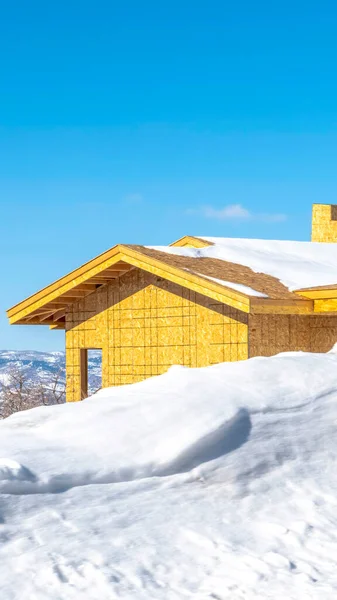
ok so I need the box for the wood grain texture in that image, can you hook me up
[311,204,337,242]
[249,314,337,357]
[169,236,213,248]
[65,269,249,402]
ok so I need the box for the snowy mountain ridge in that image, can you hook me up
[0,349,102,394]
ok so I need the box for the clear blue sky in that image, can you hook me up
[1,1,337,351]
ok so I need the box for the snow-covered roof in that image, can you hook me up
[195,272,269,298]
[9,236,337,328]
[149,238,337,292]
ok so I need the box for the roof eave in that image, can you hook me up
[7,245,252,326]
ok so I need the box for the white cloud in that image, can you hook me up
[203,204,251,220]
[188,203,287,223]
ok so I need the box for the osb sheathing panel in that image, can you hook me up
[249,314,337,357]
[65,269,248,401]
[311,204,337,242]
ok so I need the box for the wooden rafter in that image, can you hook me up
[90,278,116,284]
[25,309,56,320]
[60,290,91,298]
[250,298,314,315]
[49,322,65,330]
[15,318,58,326]
[40,310,58,322]
[53,308,67,322]
[74,284,97,291]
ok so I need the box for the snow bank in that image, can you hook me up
[1,352,337,598]
[149,238,337,290]
[0,351,336,494]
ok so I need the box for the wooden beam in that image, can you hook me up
[25,309,56,321]
[80,349,88,400]
[58,295,87,301]
[15,319,58,326]
[60,290,90,298]
[90,278,115,284]
[102,266,129,273]
[92,273,120,278]
[50,322,66,330]
[40,310,58,322]
[36,302,70,309]
[251,298,314,315]
[53,308,67,321]
[295,288,337,300]
[104,268,131,275]
[314,299,337,313]
[74,284,97,291]
[44,299,77,306]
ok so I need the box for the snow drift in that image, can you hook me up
[1,351,337,598]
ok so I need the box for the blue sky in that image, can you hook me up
[1,1,337,351]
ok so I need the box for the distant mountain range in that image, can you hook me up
[0,350,102,396]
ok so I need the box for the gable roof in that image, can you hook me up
[169,236,212,248]
[8,236,337,329]
[6,244,252,328]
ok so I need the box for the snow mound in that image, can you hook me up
[0,459,37,494]
[1,351,337,598]
[1,351,336,494]
[0,458,36,482]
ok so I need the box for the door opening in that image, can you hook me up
[80,349,102,399]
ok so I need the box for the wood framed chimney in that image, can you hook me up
[311,204,337,242]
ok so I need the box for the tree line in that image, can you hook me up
[0,368,66,419]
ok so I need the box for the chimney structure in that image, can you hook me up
[311,204,337,242]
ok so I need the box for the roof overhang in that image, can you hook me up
[295,285,337,299]
[9,244,337,328]
[294,285,337,314]
[7,245,254,328]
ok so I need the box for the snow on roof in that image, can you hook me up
[195,272,268,297]
[149,238,337,291]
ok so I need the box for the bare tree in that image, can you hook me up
[0,367,65,419]
[45,370,66,405]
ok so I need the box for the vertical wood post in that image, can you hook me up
[80,349,88,400]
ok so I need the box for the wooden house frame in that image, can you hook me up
[7,203,337,401]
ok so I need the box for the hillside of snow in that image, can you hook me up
[1,351,337,598]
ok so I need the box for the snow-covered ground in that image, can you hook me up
[1,351,337,598]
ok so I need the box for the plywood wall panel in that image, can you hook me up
[65,270,248,401]
[311,204,337,242]
[249,314,337,358]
